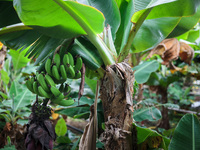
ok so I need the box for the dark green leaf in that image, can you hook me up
[169,114,200,150]
[56,136,71,144]
[0,1,20,28]
[70,38,103,70]
[56,105,90,118]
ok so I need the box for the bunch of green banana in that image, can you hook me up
[26,73,53,98]
[44,52,83,83]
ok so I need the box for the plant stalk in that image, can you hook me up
[53,0,115,66]
[118,9,152,62]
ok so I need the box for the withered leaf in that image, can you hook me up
[44,120,56,140]
[179,42,194,65]
[147,38,180,66]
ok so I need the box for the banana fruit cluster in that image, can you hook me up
[25,52,83,106]
[45,52,82,82]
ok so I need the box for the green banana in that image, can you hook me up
[52,65,60,80]
[60,65,67,80]
[45,74,56,87]
[56,99,74,106]
[50,86,61,97]
[68,52,74,66]
[37,74,50,92]
[62,54,69,65]
[25,79,34,93]
[66,64,75,78]
[74,70,81,79]
[33,81,40,95]
[54,53,61,68]
[52,93,64,103]
[45,58,52,75]
[74,55,83,71]
[38,86,51,98]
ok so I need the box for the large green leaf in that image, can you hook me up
[115,0,135,53]
[169,114,200,150]
[78,0,120,39]
[133,60,159,84]
[130,0,200,52]
[132,17,180,52]
[0,24,64,64]
[8,48,30,70]
[13,0,105,39]
[168,6,200,38]
[133,107,162,122]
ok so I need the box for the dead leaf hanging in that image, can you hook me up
[179,42,194,65]
[147,38,180,66]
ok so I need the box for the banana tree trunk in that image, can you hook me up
[99,62,137,150]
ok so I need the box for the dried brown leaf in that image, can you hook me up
[147,38,180,66]
[179,42,194,65]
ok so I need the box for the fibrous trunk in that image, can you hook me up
[100,62,136,150]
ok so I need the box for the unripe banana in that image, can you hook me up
[45,58,52,75]
[56,99,74,106]
[38,86,51,98]
[74,55,83,71]
[45,74,56,87]
[60,65,67,80]
[52,93,64,103]
[68,52,74,66]
[50,86,61,97]
[74,70,81,79]
[52,65,60,80]
[37,74,50,92]
[33,81,40,95]
[54,53,60,68]
[62,54,69,66]
[25,79,34,93]
[66,64,75,78]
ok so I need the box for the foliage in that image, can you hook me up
[0,0,200,149]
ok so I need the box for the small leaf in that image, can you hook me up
[55,118,67,137]
[8,48,30,70]
[0,69,9,85]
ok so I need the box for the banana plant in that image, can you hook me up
[1,0,200,149]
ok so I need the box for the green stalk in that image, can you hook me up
[53,0,115,66]
[118,9,152,63]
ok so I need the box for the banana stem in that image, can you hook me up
[53,0,115,66]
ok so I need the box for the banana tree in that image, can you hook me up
[1,0,200,149]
